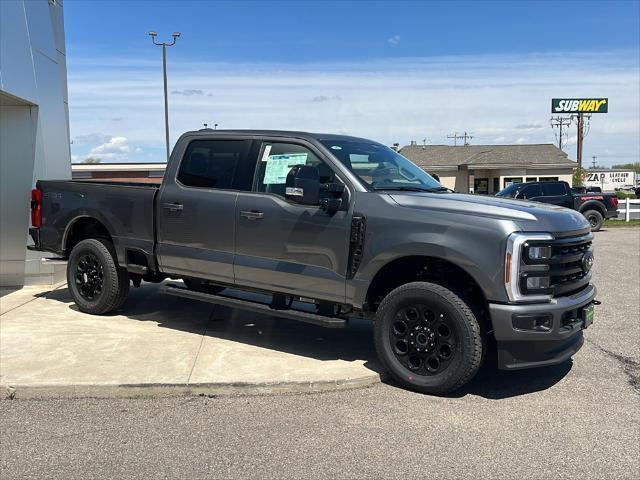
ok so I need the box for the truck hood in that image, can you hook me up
[388,192,590,232]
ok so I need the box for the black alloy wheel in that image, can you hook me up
[390,304,457,376]
[75,253,105,301]
[374,281,483,395]
[67,238,130,314]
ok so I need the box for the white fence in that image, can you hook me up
[617,198,640,221]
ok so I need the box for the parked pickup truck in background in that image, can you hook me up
[496,180,618,231]
[29,130,599,394]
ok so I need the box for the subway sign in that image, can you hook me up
[552,98,608,113]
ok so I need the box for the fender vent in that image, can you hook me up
[347,215,366,279]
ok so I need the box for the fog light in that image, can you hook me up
[526,276,550,290]
[512,314,553,332]
[527,245,552,260]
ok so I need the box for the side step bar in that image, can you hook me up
[160,284,347,329]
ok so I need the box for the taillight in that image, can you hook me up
[31,188,42,228]
[611,196,618,209]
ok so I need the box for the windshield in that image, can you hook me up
[320,139,442,191]
[496,183,520,198]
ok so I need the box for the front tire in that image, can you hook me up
[374,281,483,395]
[67,238,130,314]
[583,209,603,232]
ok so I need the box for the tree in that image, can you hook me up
[611,162,640,174]
[81,157,101,164]
[572,166,584,187]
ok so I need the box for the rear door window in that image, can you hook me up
[177,139,252,190]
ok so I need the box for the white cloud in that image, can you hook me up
[387,35,401,45]
[67,50,640,166]
[88,136,131,161]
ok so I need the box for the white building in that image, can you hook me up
[0,0,71,286]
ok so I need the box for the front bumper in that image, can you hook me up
[489,284,597,370]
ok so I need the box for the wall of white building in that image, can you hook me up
[0,0,71,286]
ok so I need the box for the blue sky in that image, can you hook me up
[65,0,640,166]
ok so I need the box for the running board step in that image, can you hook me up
[160,284,347,329]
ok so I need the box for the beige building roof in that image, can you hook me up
[399,144,577,170]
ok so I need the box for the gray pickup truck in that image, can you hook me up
[29,130,599,394]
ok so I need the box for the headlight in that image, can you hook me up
[526,245,552,261]
[505,233,554,302]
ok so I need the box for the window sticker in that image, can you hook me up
[263,153,308,184]
[260,144,273,162]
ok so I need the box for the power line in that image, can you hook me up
[447,131,473,146]
[550,116,571,151]
[447,132,463,146]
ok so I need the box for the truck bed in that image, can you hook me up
[33,179,158,267]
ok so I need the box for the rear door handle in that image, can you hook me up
[162,202,183,212]
[240,210,264,220]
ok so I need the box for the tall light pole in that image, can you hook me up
[148,31,181,162]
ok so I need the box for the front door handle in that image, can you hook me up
[240,210,264,220]
[162,202,183,212]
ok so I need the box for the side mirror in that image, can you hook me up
[285,165,320,206]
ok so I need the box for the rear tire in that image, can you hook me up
[583,209,603,232]
[374,281,483,395]
[67,238,130,314]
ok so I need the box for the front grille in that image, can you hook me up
[522,233,593,298]
[549,235,592,296]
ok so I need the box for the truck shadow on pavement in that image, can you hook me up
[45,283,571,400]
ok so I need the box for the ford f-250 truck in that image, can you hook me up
[29,130,599,394]
[496,180,618,231]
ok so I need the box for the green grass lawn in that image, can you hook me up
[604,219,640,228]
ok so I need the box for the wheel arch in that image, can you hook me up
[63,215,114,256]
[579,201,606,217]
[361,254,490,315]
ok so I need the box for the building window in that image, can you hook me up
[493,178,500,193]
[503,177,523,188]
[474,178,489,195]
[539,176,559,182]
[526,176,537,182]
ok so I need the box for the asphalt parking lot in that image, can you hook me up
[1,228,639,479]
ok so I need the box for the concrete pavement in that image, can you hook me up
[1,283,380,398]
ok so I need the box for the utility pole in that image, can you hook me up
[550,116,571,151]
[462,131,473,146]
[592,155,597,169]
[447,132,464,146]
[148,31,181,162]
[572,113,591,170]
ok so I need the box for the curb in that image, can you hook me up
[1,374,382,400]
